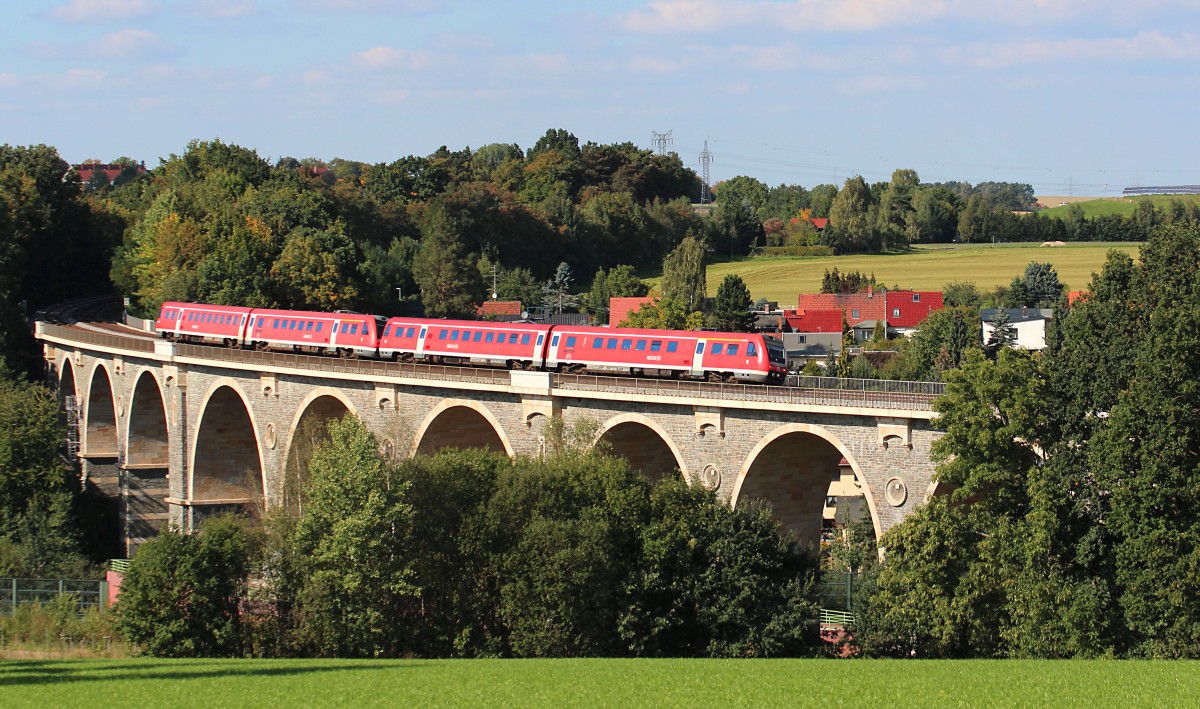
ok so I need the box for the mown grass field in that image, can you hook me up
[3,657,1198,707]
[1037,194,1200,219]
[647,242,1139,308]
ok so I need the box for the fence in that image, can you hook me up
[0,578,107,614]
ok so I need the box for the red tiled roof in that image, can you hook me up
[1068,290,1088,305]
[782,308,844,333]
[478,300,522,316]
[610,296,656,325]
[793,293,885,326]
[883,291,944,328]
[811,218,828,230]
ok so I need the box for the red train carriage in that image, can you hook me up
[155,302,253,347]
[381,317,551,369]
[545,326,787,383]
[244,308,383,357]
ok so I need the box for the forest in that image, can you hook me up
[3,135,1200,658]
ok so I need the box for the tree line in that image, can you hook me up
[852,221,1200,658]
[117,418,822,658]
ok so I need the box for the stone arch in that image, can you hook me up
[83,363,118,457]
[125,370,170,468]
[594,413,687,483]
[190,381,264,510]
[733,423,882,549]
[58,356,78,402]
[412,399,514,457]
[281,388,358,513]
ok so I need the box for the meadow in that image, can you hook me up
[1036,194,1200,219]
[2,657,1198,707]
[651,242,1139,308]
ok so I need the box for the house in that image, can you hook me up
[779,308,843,370]
[73,162,147,186]
[608,296,656,326]
[792,289,944,337]
[478,300,524,321]
[981,308,1054,350]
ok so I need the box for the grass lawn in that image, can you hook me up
[1037,194,1200,219]
[2,657,1198,708]
[646,242,1139,308]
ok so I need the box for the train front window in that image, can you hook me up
[747,343,757,356]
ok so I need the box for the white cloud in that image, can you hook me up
[98,28,173,59]
[0,73,20,89]
[945,31,1200,68]
[52,0,153,22]
[188,0,257,18]
[356,46,434,70]
[292,0,440,13]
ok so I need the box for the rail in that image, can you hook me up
[38,323,942,410]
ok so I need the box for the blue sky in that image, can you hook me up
[2,0,1197,195]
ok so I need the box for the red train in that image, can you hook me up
[155,302,788,383]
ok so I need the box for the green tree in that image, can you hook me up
[542,262,581,315]
[707,274,755,332]
[414,204,484,318]
[586,265,648,325]
[985,308,1017,353]
[290,416,417,657]
[826,175,882,254]
[660,237,707,312]
[269,224,362,310]
[494,266,543,309]
[620,297,703,330]
[117,516,251,657]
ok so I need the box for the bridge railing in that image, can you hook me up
[552,373,940,411]
[39,325,942,410]
[38,323,155,353]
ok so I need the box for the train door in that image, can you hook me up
[690,338,707,378]
[415,326,428,358]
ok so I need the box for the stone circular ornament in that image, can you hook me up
[265,423,277,449]
[701,464,721,490]
[885,476,908,507]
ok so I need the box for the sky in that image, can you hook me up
[2,0,1198,196]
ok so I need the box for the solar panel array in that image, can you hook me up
[1121,185,1200,196]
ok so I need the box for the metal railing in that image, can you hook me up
[39,323,155,353]
[0,578,107,613]
[819,609,855,627]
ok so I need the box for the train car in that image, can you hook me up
[244,308,383,357]
[381,317,550,369]
[545,325,788,383]
[155,302,253,347]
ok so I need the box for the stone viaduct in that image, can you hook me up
[36,322,944,557]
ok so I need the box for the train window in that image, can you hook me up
[696,342,704,354]
[727,344,739,356]
[711,343,724,354]
[606,339,618,350]
[565,336,576,347]
[352,324,360,334]
[747,343,757,356]
[536,335,544,346]
[437,329,446,339]
[635,340,646,351]
[306,321,313,331]
[485,332,494,343]
[649,341,661,351]
[474,331,483,342]
[667,342,679,353]
[274,319,282,328]
[551,335,560,347]
[407,328,416,338]
[450,331,459,341]
[418,328,425,339]
[462,330,471,340]
[621,339,632,350]
[382,325,390,337]
[521,334,531,345]
[503,333,514,344]
[315,322,323,332]
[593,338,604,349]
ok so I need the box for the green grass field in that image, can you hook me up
[1037,194,1200,219]
[2,657,1198,707]
[647,242,1138,308]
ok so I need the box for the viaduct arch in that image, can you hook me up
[190,380,265,512]
[595,413,687,483]
[413,399,514,457]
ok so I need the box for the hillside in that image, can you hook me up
[647,242,1139,308]
[1037,194,1200,219]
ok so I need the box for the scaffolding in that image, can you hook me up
[64,395,80,460]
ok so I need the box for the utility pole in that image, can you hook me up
[489,264,499,300]
[651,130,673,155]
[699,140,713,204]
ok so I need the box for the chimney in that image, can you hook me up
[867,285,873,298]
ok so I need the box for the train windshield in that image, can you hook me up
[765,338,787,366]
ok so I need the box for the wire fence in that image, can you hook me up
[0,578,107,614]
